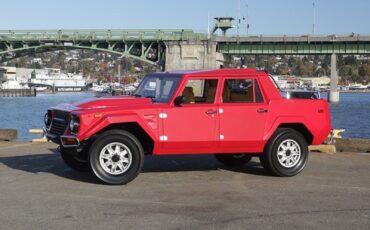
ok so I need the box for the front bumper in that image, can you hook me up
[43,127,80,147]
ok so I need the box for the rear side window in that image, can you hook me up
[222,78,264,103]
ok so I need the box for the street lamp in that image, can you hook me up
[312,1,316,35]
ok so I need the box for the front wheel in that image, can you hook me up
[260,128,308,177]
[214,154,252,167]
[89,130,144,185]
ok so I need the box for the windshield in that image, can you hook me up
[134,74,181,103]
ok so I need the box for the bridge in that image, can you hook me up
[1,29,370,102]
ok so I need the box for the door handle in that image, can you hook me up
[205,110,217,115]
[257,108,268,113]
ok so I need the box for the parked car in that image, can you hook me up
[44,69,331,185]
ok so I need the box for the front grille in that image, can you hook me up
[49,110,70,136]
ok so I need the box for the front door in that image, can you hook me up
[219,77,268,153]
[160,78,219,154]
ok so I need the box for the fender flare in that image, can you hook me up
[263,116,313,143]
[78,113,158,142]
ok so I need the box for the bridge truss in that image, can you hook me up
[1,30,370,67]
[0,29,207,66]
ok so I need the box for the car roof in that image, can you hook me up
[157,68,264,77]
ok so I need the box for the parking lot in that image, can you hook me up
[0,141,369,230]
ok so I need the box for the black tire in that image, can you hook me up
[88,129,144,185]
[260,128,308,177]
[214,154,252,167]
[60,146,90,172]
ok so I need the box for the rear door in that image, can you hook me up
[218,76,268,153]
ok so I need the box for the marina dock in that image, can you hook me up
[0,88,36,97]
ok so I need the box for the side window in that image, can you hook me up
[254,80,264,103]
[222,78,264,103]
[181,79,218,104]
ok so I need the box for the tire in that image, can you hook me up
[88,129,144,185]
[214,154,252,167]
[260,128,308,177]
[60,146,90,172]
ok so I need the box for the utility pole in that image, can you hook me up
[237,0,241,38]
[118,63,121,84]
[312,1,316,35]
[246,3,249,36]
[207,11,210,39]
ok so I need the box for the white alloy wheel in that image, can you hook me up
[99,142,132,175]
[277,139,301,168]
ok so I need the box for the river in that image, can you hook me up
[0,92,369,140]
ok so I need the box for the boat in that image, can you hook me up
[90,83,111,92]
[0,80,29,89]
[348,84,368,90]
[35,86,47,92]
[28,69,86,91]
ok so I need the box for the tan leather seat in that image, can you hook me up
[182,86,195,103]
[222,84,231,102]
[205,87,216,103]
[245,86,254,102]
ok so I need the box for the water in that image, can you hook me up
[0,92,369,140]
[327,92,370,139]
[0,92,95,141]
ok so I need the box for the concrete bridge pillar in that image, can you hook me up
[328,53,340,103]
[164,41,224,71]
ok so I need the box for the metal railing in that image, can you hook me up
[0,29,209,42]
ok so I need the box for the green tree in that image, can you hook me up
[358,64,368,77]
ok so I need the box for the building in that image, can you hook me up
[0,66,16,81]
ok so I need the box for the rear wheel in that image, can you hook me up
[260,128,308,177]
[89,130,144,185]
[60,146,90,172]
[214,154,252,167]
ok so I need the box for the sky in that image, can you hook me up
[0,0,369,35]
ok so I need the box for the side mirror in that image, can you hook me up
[174,96,185,107]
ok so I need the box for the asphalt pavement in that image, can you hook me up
[0,141,369,230]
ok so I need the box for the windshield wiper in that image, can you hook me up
[133,94,142,97]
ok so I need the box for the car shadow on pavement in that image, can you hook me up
[0,151,269,184]
[0,151,99,184]
[142,155,269,176]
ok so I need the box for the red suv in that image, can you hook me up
[44,69,331,185]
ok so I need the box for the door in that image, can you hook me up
[219,78,268,153]
[160,78,220,154]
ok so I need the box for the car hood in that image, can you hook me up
[52,96,153,111]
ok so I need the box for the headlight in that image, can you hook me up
[69,116,80,134]
[44,112,51,127]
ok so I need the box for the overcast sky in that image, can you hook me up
[0,0,369,35]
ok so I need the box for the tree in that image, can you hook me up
[358,64,368,77]
[293,59,304,76]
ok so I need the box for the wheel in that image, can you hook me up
[88,129,144,185]
[260,128,308,177]
[60,146,90,172]
[214,154,252,167]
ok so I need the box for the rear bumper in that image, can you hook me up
[43,127,80,147]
